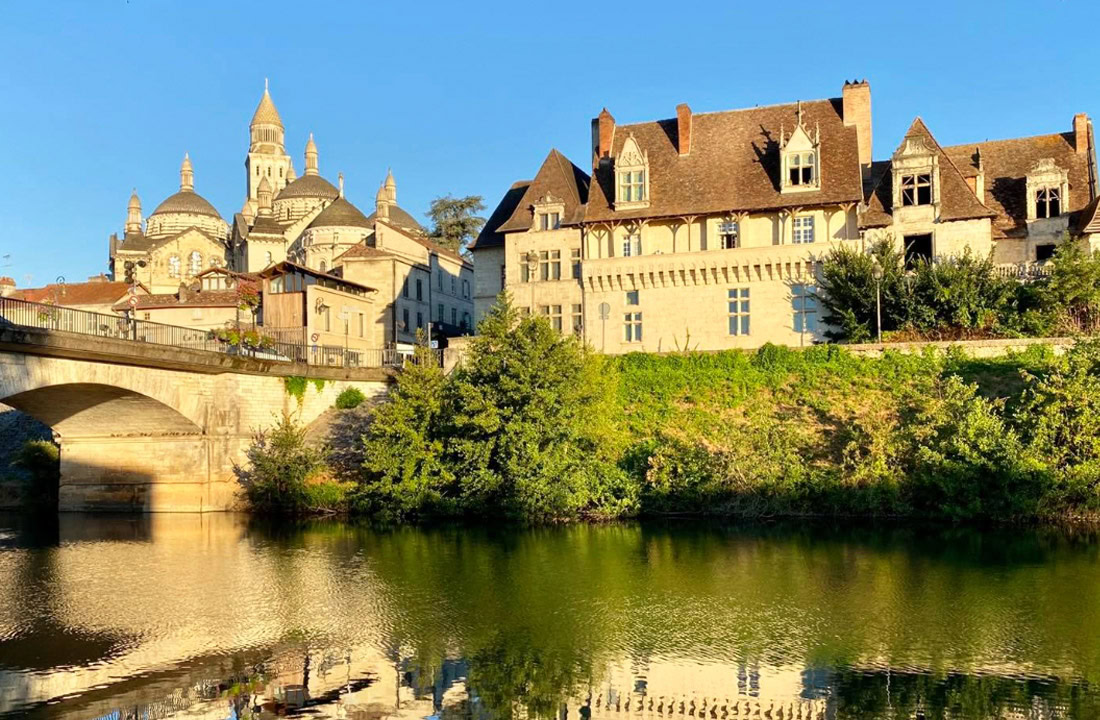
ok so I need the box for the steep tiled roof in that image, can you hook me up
[116,289,239,311]
[862,118,997,229]
[471,180,531,250]
[944,132,1096,239]
[584,98,863,222]
[497,149,589,233]
[334,241,394,262]
[1077,195,1100,235]
[249,214,286,236]
[17,281,136,307]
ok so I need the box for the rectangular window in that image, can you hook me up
[462,279,469,298]
[719,221,739,249]
[402,307,409,331]
[539,212,561,231]
[619,170,646,202]
[792,216,815,244]
[571,248,582,279]
[792,284,818,334]
[1036,243,1057,261]
[437,270,443,290]
[622,233,641,257]
[539,251,550,280]
[452,307,458,325]
[521,262,530,283]
[437,303,444,322]
[905,234,933,268]
[416,311,423,330]
[500,264,506,289]
[452,276,457,294]
[625,290,639,306]
[571,303,583,336]
[728,288,750,336]
[416,279,423,301]
[539,304,563,332]
[324,307,331,332]
[624,312,643,342]
[550,250,561,280]
[900,173,932,206]
[358,313,365,338]
[788,152,815,186]
[1036,187,1062,218]
[402,277,409,298]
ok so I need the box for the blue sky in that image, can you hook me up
[0,0,1096,288]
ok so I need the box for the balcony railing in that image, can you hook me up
[0,296,429,369]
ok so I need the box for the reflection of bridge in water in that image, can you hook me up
[0,297,392,511]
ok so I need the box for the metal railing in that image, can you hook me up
[995,262,1053,282]
[0,296,425,369]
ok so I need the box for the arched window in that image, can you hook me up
[319,260,327,273]
[168,255,180,278]
[189,251,202,276]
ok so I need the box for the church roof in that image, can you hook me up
[150,190,222,218]
[251,86,283,127]
[276,174,339,201]
[365,203,424,233]
[308,197,372,230]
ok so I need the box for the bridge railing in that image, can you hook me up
[0,296,422,369]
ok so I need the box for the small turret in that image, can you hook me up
[257,176,273,215]
[286,163,297,182]
[376,183,390,220]
[384,168,396,203]
[240,198,255,224]
[125,189,142,233]
[180,153,194,192]
[305,133,319,176]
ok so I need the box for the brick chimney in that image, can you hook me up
[1074,113,1090,155]
[676,103,692,156]
[842,80,872,172]
[592,108,616,166]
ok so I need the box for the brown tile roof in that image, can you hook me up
[472,180,531,250]
[117,290,239,311]
[584,98,863,222]
[334,241,395,262]
[114,226,226,254]
[496,149,590,233]
[862,118,997,229]
[944,131,1096,239]
[16,281,137,307]
[1078,195,1100,235]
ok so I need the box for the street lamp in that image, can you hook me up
[872,257,883,344]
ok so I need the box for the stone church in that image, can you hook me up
[107,83,474,345]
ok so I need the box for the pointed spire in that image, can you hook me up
[126,189,142,234]
[241,198,255,224]
[180,153,194,192]
[338,172,344,198]
[376,183,390,220]
[287,163,297,182]
[251,79,283,128]
[384,168,396,203]
[304,133,319,176]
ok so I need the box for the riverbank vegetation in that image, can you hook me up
[819,236,1100,342]
[237,293,1100,523]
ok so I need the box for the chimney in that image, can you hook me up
[1074,113,1090,155]
[676,103,692,156]
[842,80,873,173]
[591,108,615,166]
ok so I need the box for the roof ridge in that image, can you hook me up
[942,131,1073,151]
[615,97,837,130]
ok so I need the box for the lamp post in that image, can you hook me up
[872,257,883,344]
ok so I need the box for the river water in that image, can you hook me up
[0,514,1097,720]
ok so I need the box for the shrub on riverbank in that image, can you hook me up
[235,413,346,513]
[12,438,59,506]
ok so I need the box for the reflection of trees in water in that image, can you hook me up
[831,669,1098,720]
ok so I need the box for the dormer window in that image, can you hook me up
[900,173,932,206]
[780,106,822,194]
[1025,158,1069,221]
[532,193,566,232]
[539,212,561,231]
[1036,187,1061,218]
[615,135,650,209]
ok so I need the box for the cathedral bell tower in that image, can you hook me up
[245,79,294,217]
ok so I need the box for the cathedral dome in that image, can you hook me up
[150,190,222,218]
[276,174,339,201]
[307,197,372,229]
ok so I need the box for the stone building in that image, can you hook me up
[105,82,472,343]
[472,81,1099,352]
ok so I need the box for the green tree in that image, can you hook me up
[816,236,908,342]
[235,413,329,513]
[1035,238,1100,334]
[426,194,486,253]
[906,248,1015,336]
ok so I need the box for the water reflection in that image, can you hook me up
[0,514,1097,719]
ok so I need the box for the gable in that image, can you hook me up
[497,149,590,233]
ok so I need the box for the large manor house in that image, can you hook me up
[99,83,474,351]
[473,80,1100,353]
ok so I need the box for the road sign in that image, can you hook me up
[430,340,439,349]
[128,295,138,307]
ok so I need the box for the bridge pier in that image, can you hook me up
[58,434,247,512]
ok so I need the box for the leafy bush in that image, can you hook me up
[1035,240,1100,334]
[12,439,59,505]
[335,387,366,409]
[235,413,330,513]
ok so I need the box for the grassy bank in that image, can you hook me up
[238,298,1100,523]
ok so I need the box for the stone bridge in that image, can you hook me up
[0,324,390,511]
